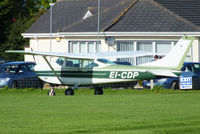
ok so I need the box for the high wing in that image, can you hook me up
[5,50,155,60]
[92,51,156,59]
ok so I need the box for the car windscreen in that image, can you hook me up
[26,64,35,71]
[193,64,200,73]
[182,63,200,73]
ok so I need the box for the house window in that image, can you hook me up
[80,42,87,54]
[116,41,135,65]
[88,42,95,53]
[69,41,101,54]
[117,41,134,51]
[72,42,79,54]
[136,41,153,65]
[117,40,190,65]
[156,41,172,54]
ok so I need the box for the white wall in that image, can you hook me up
[192,39,199,62]
[25,37,69,64]
[24,36,200,64]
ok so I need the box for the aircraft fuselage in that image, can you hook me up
[34,62,157,86]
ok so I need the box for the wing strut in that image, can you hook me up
[43,56,63,85]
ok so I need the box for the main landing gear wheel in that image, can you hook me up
[48,89,56,96]
[65,88,74,96]
[94,87,103,95]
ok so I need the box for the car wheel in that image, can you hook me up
[38,80,44,90]
[11,81,18,88]
[171,81,179,89]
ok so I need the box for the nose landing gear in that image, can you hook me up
[48,87,56,96]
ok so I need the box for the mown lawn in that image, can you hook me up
[0,88,200,134]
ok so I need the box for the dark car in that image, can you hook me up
[143,62,200,89]
[0,61,43,89]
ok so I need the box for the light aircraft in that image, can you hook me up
[6,36,195,95]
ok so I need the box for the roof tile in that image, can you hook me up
[25,0,200,33]
[107,0,200,32]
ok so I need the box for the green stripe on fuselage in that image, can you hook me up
[36,70,156,80]
[102,64,177,70]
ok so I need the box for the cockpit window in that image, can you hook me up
[84,62,99,68]
[65,59,80,67]
[56,58,64,66]
[56,57,98,68]
[97,59,116,65]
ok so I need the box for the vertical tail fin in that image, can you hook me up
[139,36,195,70]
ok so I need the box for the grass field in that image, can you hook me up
[0,88,200,134]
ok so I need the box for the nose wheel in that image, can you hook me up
[48,87,56,96]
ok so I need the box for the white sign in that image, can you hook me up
[180,76,192,89]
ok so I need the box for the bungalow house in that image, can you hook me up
[22,0,200,65]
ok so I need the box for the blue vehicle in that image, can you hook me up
[143,62,200,89]
[0,61,43,89]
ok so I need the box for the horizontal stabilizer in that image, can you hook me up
[149,70,178,77]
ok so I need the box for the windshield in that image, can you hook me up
[182,63,200,73]
[97,59,116,65]
[193,64,200,73]
[56,58,98,68]
[56,58,64,66]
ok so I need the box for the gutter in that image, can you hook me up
[104,32,200,37]
[22,32,200,38]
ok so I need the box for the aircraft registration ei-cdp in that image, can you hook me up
[6,36,195,96]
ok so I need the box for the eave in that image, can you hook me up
[22,32,200,38]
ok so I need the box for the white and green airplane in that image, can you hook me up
[6,36,195,95]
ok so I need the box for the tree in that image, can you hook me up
[0,0,16,51]
[0,0,56,61]
[3,16,29,60]
[36,0,57,10]
[0,0,30,60]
